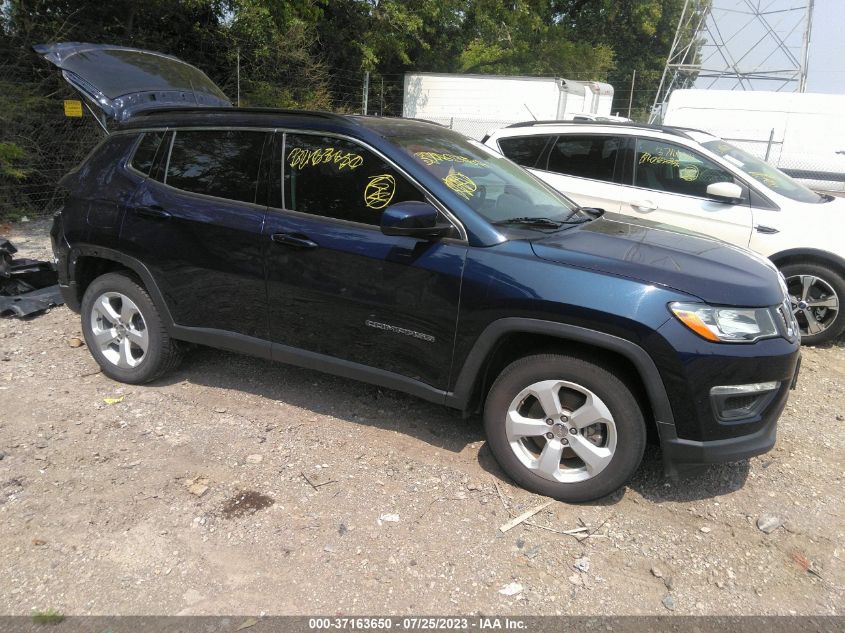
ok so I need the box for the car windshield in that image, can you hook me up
[702,139,824,204]
[391,128,585,226]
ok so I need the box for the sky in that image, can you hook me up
[690,0,844,94]
[806,0,845,93]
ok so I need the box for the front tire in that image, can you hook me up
[780,262,845,345]
[80,272,182,384]
[484,354,646,503]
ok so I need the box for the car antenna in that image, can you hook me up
[524,104,537,121]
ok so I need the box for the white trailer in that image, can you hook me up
[663,89,845,192]
[402,73,614,140]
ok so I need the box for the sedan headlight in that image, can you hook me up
[670,302,779,343]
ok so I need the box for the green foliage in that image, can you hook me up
[31,608,64,625]
[0,0,690,218]
[0,142,28,181]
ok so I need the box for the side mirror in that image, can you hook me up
[706,181,744,203]
[380,201,453,239]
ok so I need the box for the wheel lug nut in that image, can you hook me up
[569,427,577,435]
[561,438,569,446]
[560,415,569,422]
[545,432,554,439]
[545,418,553,425]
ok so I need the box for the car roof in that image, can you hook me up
[488,120,708,142]
[118,107,449,137]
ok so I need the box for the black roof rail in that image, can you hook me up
[130,106,357,123]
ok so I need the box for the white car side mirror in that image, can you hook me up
[706,181,743,202]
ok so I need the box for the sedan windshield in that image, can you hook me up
[702,139,824,204]
[391,128,585,226]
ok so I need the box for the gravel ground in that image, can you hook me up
[0,219,843,616]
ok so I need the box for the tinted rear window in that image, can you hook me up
[546,135,621,182]
[165,130,267,204]
[497,135,553,168]
[130,131,166,175]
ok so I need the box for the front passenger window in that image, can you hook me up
[634,138,736,198]
[283,135,425,226]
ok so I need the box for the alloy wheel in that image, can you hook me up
[505,379,617,483]
[786,274,840,337]
[89,291,149,369]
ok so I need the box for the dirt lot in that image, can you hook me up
[1,219,843,616]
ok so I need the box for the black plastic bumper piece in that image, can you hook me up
[59,283,80,312]
[658,413,778,470]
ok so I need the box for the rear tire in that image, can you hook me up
[80,272,182,384]
[483,353,646,503]
[780,262,845,345]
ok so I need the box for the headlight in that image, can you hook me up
[669,302,779,343]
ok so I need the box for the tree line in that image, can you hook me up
[0,0,689,218]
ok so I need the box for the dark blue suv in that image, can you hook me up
[42,44,801,502]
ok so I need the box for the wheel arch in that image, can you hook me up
[447,318,675,434]
[769,248,845,279]
[69,245,174,329]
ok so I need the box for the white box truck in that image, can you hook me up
[662,89,845,192]
[403,72,614,140]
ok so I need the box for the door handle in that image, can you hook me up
[136,205,171,220]
[271,232,318,249]
[631,200,657,212]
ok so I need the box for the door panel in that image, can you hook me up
[529,169,623,212]
[264,212,465,388]
[264,133,466,390]
[119,129,270,338]
[618,138,753,248]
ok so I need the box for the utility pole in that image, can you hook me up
[236,48,240,107]
[380,76,384,116]
[362,71,370,115]
[627,70,636,119]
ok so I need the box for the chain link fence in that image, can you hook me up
[0,113,104,222]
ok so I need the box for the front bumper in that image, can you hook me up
[59,283,80,312]
[654,317,801,470]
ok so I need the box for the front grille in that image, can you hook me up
[776,299,798,341]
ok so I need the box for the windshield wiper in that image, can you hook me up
[494,217,565,228]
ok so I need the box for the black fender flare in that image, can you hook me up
[68,244,175,329]
[446,318,675,429]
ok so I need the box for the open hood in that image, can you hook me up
[34,42,231,122]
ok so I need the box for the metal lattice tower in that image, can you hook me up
[651,0,814,121]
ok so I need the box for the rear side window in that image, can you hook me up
[130,131,166,175]
[497,135,553,168]
[282,134,425,225]
[165,130,267,204]
[546,135,621,182]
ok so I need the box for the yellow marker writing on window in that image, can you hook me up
[364,174,396,209]
[415,151,486,167]
[288,146,364,171]
[443,168,477,200]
